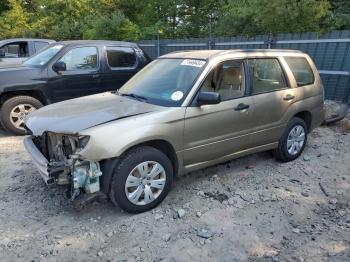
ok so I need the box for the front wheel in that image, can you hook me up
[0,96,43,135]
[274,117,308,162]
[109,146,173,213]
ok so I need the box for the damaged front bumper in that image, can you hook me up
[23,136,58,185]
[23,135,103,199]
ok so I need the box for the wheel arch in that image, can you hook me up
[100,139,179,194]
[0,90,48,108]
[293,111,312,132]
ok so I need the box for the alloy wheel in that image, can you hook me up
[9,104,36,130]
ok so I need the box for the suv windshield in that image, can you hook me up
[119,58,206,106]
[23,44,64,66]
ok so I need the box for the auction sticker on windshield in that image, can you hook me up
[171,91,184,101]
[181,59,206,67]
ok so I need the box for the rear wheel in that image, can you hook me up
[0,96,43,135]
[109,146,173,213]
[274,117,307,162]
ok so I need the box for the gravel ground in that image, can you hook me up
[0,106,349,262]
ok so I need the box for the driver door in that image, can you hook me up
[48,46,102,102]
[183,60,256,166]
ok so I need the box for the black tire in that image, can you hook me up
[274,117,308,162]
[109,146,173,213]
[0,96,43,135]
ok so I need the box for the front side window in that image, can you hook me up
[248,58,287,95]
[59,47,98,71]
[23,44,64,66]
[119,58,205,107]
[200,60,245,101]
[285,57,315,86]
[0,42,29,58]
[106,47,136,68]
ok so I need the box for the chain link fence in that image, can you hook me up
[139,31,350,103]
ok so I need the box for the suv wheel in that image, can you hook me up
[109,146,173,213]
[0,96,43,135]
[274,117,308,162]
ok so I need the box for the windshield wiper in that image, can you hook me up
[119,92,148,102]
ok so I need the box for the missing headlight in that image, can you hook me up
[78,136,90,150]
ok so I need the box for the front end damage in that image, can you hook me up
[24,132,104,203]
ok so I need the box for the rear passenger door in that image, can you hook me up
[101,46,139,91]
[247,58,298,146]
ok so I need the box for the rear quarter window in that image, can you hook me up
[106,47,136,68]
[285,57,315,86]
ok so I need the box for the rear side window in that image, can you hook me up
[0,42,29,58]
[34,41,49,52]
[106,47,136,68]
[285,57,315,86]
[248,58,287,95]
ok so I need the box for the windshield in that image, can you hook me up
[23,44,64,66]
[119,58,206,106]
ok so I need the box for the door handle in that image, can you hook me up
[283,94,295,101]
[234,103,250,111]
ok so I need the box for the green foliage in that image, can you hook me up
[330,0,350,30]
[215,0,331,36]
[0,0,30,39]
[83,11,140,41]
[0,0,348,41]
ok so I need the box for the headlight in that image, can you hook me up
[78,136,90,150]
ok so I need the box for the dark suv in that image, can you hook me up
[0,40,151,134]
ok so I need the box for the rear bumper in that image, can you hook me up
[23,136,54,184]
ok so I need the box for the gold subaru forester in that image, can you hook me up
[24,49,324,213]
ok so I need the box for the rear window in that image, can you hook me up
[106,47,136,68]
[285,57,315,86]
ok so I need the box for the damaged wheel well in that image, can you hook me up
[293,111,312,132]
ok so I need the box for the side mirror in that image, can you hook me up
[52,61,66,72]
[0,49,5,58]
[197,92,221,106]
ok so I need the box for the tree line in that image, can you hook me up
[0,0,349,41]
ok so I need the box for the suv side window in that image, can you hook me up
[285,57,315,86]
[59,47,98,71]
[200,60,245,101]
[0,42,29,58]
[34,41,49,53]
[106,47,136,68]
[248,58,287,95]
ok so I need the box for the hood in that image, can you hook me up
[25,92,163,135]
[0,65,42,87]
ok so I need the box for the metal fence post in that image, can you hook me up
[157,33,160,57]
[267,33,273,49]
